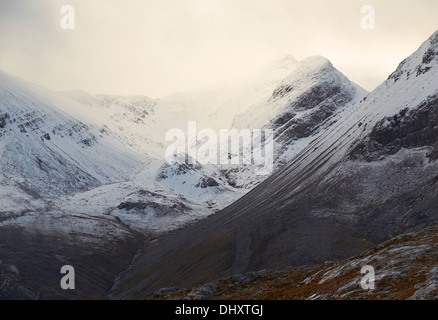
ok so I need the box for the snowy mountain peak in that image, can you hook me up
[269,56,361,107]
[270,56,348,101]
[225,55,366,188]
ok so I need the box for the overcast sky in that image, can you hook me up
[0,0,437,97]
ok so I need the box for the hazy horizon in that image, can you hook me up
[1,0,437,98]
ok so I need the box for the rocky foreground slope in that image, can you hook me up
[151,224,438,300]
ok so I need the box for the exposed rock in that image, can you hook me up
[350,94,438,161]
[187,283,218,300]
[117,200,191,217]
[0,112,9,129]
[156,157,203,181]
[195,177,219,188]
[150,287,185,299]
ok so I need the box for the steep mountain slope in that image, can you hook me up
[0,71,144,213]
[111,30,438,299]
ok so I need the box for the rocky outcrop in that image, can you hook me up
[350,94,438,161]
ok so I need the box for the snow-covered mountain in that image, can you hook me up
[0,56,268,228]
[3,29,437,299]
[150,223,438,300]
[111,30,438,299]
[225,56,367,188]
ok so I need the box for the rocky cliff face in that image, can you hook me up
[351,94,438,161]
